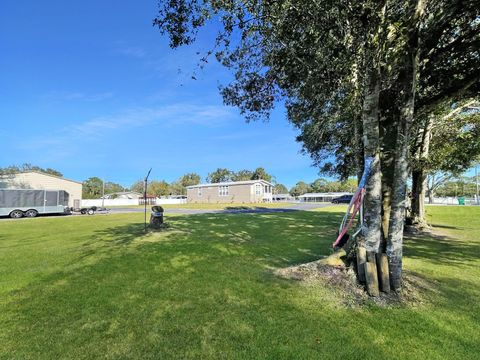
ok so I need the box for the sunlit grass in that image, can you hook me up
[0,206,479,359]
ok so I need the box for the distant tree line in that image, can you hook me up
[0,163,63,177]
[128,168,278,198]
[82,177,127,199]
[289,178,358,197]
[434,176,479,198]
[1,164,380,200]
[206,167,274,183]
[83,168,365,199]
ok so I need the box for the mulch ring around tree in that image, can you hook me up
[274,260,438,308]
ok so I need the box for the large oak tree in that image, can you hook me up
[154,0,479,290]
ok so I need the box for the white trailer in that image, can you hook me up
[0,189,70,218]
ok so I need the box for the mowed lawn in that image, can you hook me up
[0,207,479,359]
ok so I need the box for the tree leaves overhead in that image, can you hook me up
[430,111,480,173]
[417,0,480,112]
[154,0,479,180]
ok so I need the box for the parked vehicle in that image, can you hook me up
[331,194,353,204]
[0,189,70,218]
[70,206,109,215]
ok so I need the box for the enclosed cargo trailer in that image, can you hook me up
[0,189,70,218]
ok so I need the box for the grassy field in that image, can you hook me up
[0,206,479,359]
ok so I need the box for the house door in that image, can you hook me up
[45,191,58,206]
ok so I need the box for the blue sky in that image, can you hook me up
[0,0,325,189]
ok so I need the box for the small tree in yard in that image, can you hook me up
[154,0,479,291]
[273,183,288,194]
[170,173,202,195]
[411,104,480,224]
[149,180,171,197]
[289,181,311,197]
[251,167,273,182]
[130,180,145,194]
[83,177,103,199]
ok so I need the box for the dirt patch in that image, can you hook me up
[275,260,435,308]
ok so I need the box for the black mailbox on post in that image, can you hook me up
[150,205,164,228]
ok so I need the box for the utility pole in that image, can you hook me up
[476,164,479,205]
[144,168,152,232]
[102,178,105,208]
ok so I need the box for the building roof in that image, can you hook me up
[1,171,82,185]
[299,192,351,198]
[187,179,273,189]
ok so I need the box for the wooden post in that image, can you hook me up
[376,253,391,293]
[365,251,379,297]
[356,247,367,283]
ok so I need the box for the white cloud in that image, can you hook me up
[112,40,147,59]
[117,46,147,58]
[41,91,114,102]
[16,103,236,151]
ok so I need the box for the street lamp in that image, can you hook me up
[102,178,105,208]
[476,164,479,205]
[144,168,152,232]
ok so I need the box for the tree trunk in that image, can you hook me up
[427,174,435,203]
[379,97,397,249]
[362,66,382,253]
[411,169,427,224]
[354,113,365,182]
[387,113,411,290]
[387,55,418,291]
[411,115,433,224]
[351,57,365,183]
[386,0,426,291]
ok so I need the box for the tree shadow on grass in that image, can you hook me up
[404,230,479,266]
[82,211,344,270]
[167,211,343,267]
[429,223,464,230]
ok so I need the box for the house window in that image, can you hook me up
[219,186,229,196]
[264,185,269,193]
[255,184,262,195]
[197,188,202,196]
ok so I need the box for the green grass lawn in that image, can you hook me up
[0,206,479,359]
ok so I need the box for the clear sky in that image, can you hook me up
[0,0,325,189]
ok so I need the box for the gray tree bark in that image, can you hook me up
[411,115,433,225]
[387,99,413,290]
[379,96,398,248]
[387,0,426,290]
[362,67,382,253]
